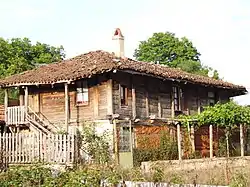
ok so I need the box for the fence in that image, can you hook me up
[0,133,77,164]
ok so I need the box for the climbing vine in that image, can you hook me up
[178,101,250,128]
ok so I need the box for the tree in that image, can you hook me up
[134,32,219,79]
[0,37,65,77]
[0,37,65,102]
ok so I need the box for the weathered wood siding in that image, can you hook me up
[112,71,230,119]
[28,76,110,126]
[26,72,230,127]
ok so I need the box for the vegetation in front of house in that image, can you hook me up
[133,131,178,167]
[0,164,249,186]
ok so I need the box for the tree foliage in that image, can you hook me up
[0,37,65,103]
[0,37,65,78]
[134,32,219,79]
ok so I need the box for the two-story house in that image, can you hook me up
[0,29,247,165]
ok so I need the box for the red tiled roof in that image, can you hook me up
[0,50,246,94]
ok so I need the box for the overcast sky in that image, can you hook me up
[0,0,249,104]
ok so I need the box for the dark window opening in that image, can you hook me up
[120,85,128,106]
[208,92,216,106]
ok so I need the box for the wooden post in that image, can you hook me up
[4,89,8,132]
[171,88,175,118]
[64,83,69,133]
[191,125,195,152]
[197,96,201,114]
[93,87,99,119]
[132,85,136,119]
[240,124,244,157]
[19,88,24,106]
[129,120,133,166]
[24,86,28,108]
[145,92,149,117]
[113,119,119,165]
[177,123,182,160]
[107,79,113,115]
[158,95,161,118]
[209,124,213,158]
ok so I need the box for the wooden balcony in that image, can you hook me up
[7,106,27,125]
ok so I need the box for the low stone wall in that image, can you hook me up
[141,156,250,173]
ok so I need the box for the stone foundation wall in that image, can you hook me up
[141,156,250,173]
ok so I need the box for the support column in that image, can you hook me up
[191,125,195,152]
[171,89,175,118]
[209,124,213,158]
[240,124,244,157]
[107,79,113,115]
[24,86,29,124]
[145,92,149,117]
[113,119,119,165]
[24,86,28,108]
[19,87,24,106]
[64,83,69,133]
[177,123,182,160]
[4,89,8,132]
[158,95,161,118]
[132,85,136,119]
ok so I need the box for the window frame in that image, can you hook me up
[75,80,89,106]
[173,86,182,111]
[208,91,216,106]
[120,84,128,107]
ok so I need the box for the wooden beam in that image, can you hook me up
[209,124,213,158]
[171,88,175,118]
[4,89,8,131]
[24,86,28,108]
[19,87,24,106]
[107,79,113,115]
[64,83,69,133]
[145,92,149,117]
[177,123,182,160]
[240,124,244,157]
[158,95,161,118]
[132,85,136,119]
[191,125,195,152]
[93,86,99,119]
[113,119,119,165]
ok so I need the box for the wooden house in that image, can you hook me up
[0,29,247,164]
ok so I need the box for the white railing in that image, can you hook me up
[0,133,76,164]
[7,106,26,125]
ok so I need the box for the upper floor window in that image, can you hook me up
[76,80,88,105]
[173,86,182,111]
[120,85,128,106]
[208,91,216,106]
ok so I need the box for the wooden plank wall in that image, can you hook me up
[28,76,110,127]
[25,72,230,128]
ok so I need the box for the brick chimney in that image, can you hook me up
[112,28,124,58]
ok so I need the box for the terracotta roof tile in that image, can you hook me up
[0,50,247,94]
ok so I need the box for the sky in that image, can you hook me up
[0,0,249,104]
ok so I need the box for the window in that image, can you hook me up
[120,85,128,106]
[76,80,88,105]
[173,86,182,111]
[208,91,216,106]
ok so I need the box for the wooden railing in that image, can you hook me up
[0,133,77,164]
[7,106,26,125]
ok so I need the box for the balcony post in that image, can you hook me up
[4,89,8,133]
[64,83,69,133]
